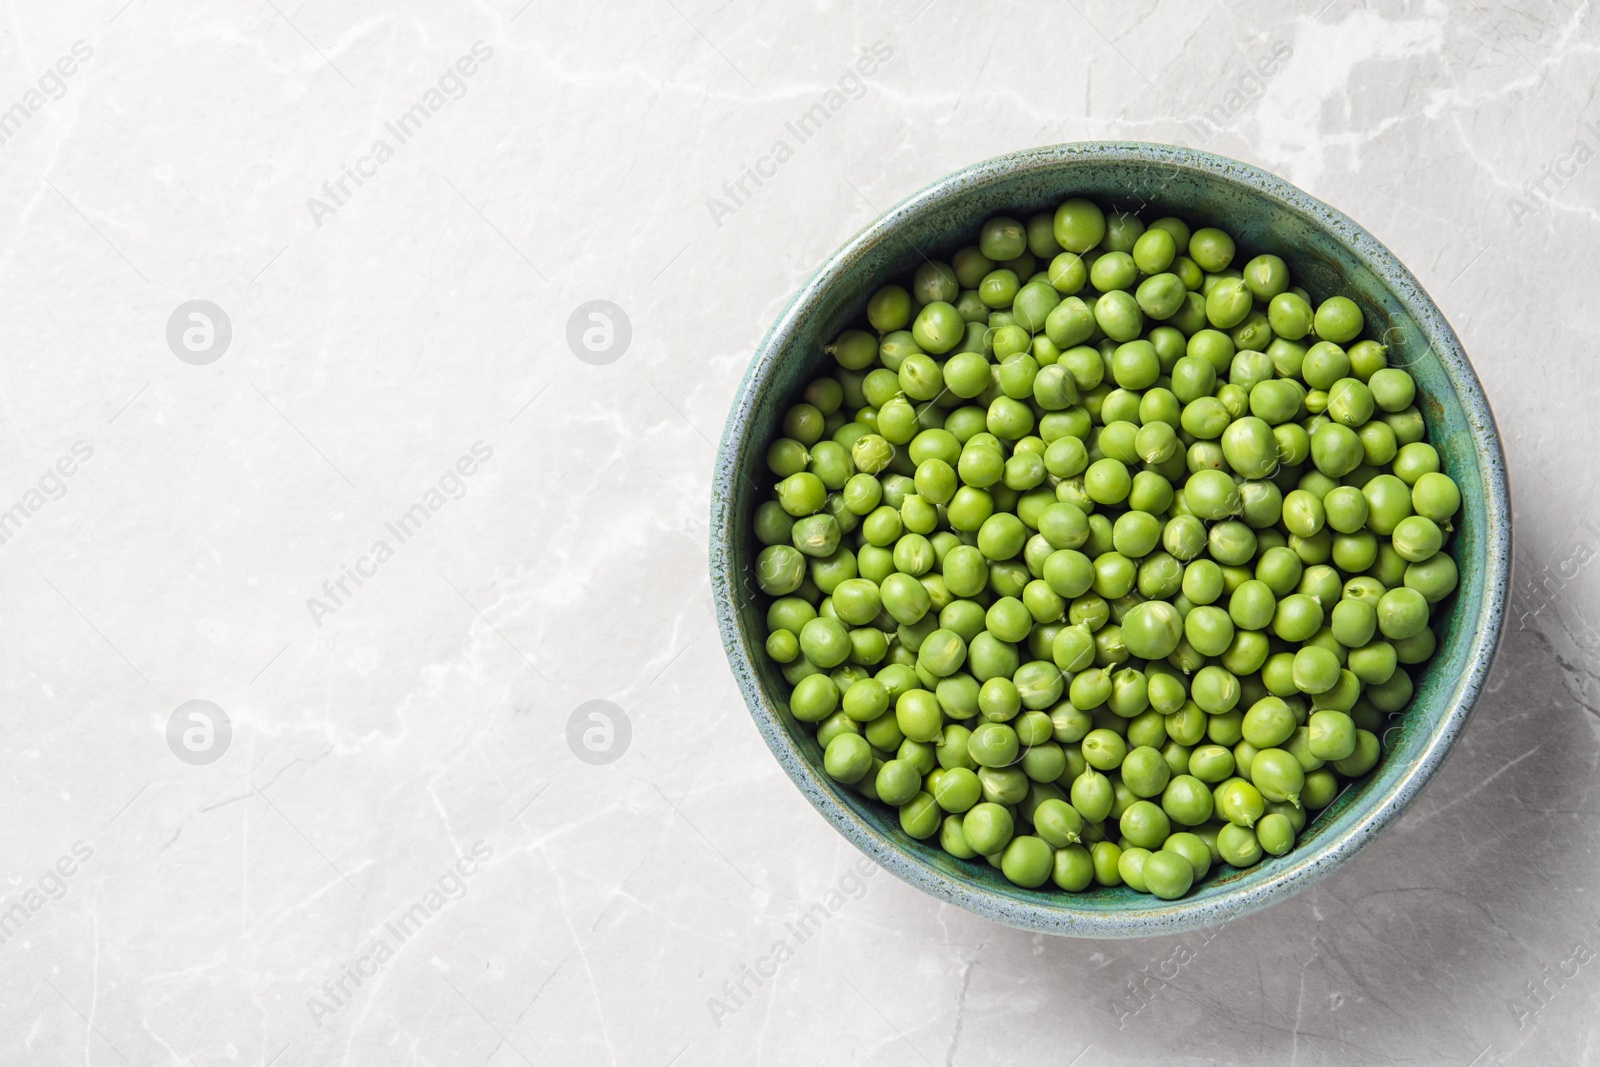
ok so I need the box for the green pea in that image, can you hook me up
[1357,419,1398,466]
[1365,366,1414,413]
[1045,249,1088,294]
[1163,693,1203,738]
[753,503,795,549]
[1149,216,1193,250]
[1235,253,1284,300]
[1184,606,1235,658]
[1241,696,1297,749]
[1217,822,1263,867]
[765,627,801,664]
[1330,598,1377,648]
[928,765,979,813]
[1097,596,1172,663]
[1406,471,1459,523]
[1279,490,1324,540]
[1307,709,1357,762]
[1191,665,1241,716]
[1012,661,1062,710]
[1391,441,1439,487]
[865,284,912,332]
[1189,744,1236,784]
[1160,773,1215,827]
[1075,726,1121,771]
[1254,546,1302,597]
[823,733,874,783]
[999,835,1054,887]
[1326,378,1375,429]
[1075,844,1113,895]
[1128,227,1175,274]
[1045,296,1097,349]
[1292,645,1342,695]
[963,801,1015,855]
[1250,379,1304,425]
[939,813,977,858]
[1185,468,1242,520]
[1313,296,1363,343]
[1117,847,1152,892]
[878,572,930,626]
[1272,593,1324,642]
[1267,291,1313,339]
[1071,768,1115,823]
[1282,726,1325,773]
[1391,515,1443,563]
[1088,250,1135,293]
[1377,586,1430,641]
[963,715,1024,766]
[892,687,941,742]
[1114,745,1165,798]
[1052,844,1095,891]
[869,758,917,805]
[1051,198,1105,253]
[824,331,878,374]
[1120,800,1172,851]
[1312,490,1362,539]
[794,617,846,669]
[1207,710,1245,746]
[1274,423,1311,468]
[1132,848,1190,900]
[1216,778,1265,827]
[1367,668,1414,714]
[840,677,889,722]
[1331,728,1382,777]
[767,438,810,480]
[1346,636,1397,684]
[1405,552,1459,604]
[1299,341,1348,391]
[1131,273,1183,322]
[898,792,941,839]
[1208,521,1257,567]
[1189,228,1235,272]
[970,631,1021,682]
[1310,422,1363,477]
[1182,560,1224,605]
[1231,349,1275,394]
[915,628,967,679]
[1233,740,1260,782]
[978,765,1029,805]
[907,262,956,307]
[937,722,979,767]
[1162,514,1208,562]
[1013,707,1055,747]
[1229,580,1277,631]
[1249,748,1304,805]
[1219,416,1278,480]
[1180,332,1228,380]
[1255,812,1295,856]
[1162,832,1213,881]
[1221,630,1271,677]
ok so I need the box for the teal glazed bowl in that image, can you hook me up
[710,142,1511,937]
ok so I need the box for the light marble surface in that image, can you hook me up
[1,1,1596,1064]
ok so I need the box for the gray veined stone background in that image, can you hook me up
[0,0,1595,1064]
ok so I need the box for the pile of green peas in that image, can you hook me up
[751,197,1460,901]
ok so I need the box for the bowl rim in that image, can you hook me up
[710,140,1512,937]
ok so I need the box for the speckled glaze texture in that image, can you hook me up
[710,142,1511,938]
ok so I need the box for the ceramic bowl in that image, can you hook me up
[710,142,1511,937]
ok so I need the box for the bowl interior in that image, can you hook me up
[712,143,1508,936]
